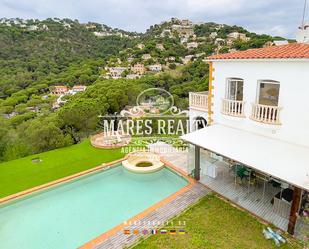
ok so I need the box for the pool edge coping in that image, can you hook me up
[78,157,194,249]
[0,157,128,205]
[0,153,194,249]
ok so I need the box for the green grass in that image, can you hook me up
[0,140,124,198]
[133,195,302,249]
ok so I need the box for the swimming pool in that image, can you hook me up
[0,165,188,249]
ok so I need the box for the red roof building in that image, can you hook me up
[207,43,309,60]
[51,86,68,95]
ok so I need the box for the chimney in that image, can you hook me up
[296,24,309,43]
[297,0,309,43]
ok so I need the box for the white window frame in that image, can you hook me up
[225,78,244,101]
[256,80,280,106]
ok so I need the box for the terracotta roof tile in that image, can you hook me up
[207,43,309,60]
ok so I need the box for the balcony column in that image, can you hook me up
[287,187,302,235]
[194,145,201,181]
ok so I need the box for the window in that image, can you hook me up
[257,80,280,106]
[193,117,207,131]
[226,78,243,101]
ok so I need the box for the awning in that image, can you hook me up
[181,124,309,191]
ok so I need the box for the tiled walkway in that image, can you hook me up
[150,143,292,232]
[148,142,189,173]
[93,183,209,249]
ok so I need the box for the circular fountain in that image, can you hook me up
[122,152,164,173]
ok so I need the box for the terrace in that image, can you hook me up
[189,91,208,111]
[197,150,290,231]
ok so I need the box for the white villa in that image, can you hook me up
[183,38,309,235]
[142,54,152,60]
[186,42,198,49]
[209,32,218,39]
[148,64,162,72]
[108,67,127,79]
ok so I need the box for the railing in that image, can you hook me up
[221,99,245,117]
[250,103,282,125]
[189,92,208,110]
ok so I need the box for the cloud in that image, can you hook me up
[0,0,306,38]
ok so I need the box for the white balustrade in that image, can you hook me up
[221,99,245,117]
[189,92,208,110]
[251,103,282,124]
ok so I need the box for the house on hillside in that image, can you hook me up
[127,57,134,63]
[183,40,309,236]
[108,67,127,79]
[126,74,140,79]
[27,25,38,31]
[160,29,172,38]
[72,85,87,94]
[215,38,225,46]
[51,86,69,95]
[186,42,198,49]
[180,37,188,44]
[156,44,165,51]
[131,63,146,75]
[209,32,218,39]
[180,19,193,26]
[136,43,145,49]
[227,32,250,42]
[166,56,176,62]
[263,41,275,48]
[148,64,162,72]
[181,54,195,64]
[142,54,152,60]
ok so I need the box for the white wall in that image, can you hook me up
[189,108,209,132]
[212,60,309,147]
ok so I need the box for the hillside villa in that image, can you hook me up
[186,41,198,49]
[131,63,146,75]
[142,54,152,60]
[148,64,162,72]
[108,67,127,79]
[136,43,145,49]
[183,30,309,236]
[72,85,87,93]
[51,85,68,95]
[156,43,165,50]
[227,31,250,41]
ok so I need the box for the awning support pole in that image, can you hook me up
[194,145,200,181]
[287,187,302,235]
[262,180,266,201]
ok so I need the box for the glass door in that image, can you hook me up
[227,79,243,101]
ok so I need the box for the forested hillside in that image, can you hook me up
[0,17,286,162]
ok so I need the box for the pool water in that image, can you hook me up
[0,165,187,249]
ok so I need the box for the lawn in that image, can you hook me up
[133,195,303,249]
[0,140,124,198]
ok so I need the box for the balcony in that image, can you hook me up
[221,99,245,117]
[189,92,208,111]
[250,103,282,125]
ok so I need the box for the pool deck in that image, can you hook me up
[79,159,209,249]
[0,152,209,249]
[87,183,209,249]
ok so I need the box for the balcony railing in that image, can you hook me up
[189,92,208,111]
[250,103,282,125]
[221,99,245,117]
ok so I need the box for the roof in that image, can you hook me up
[54,86,68,89]
[207,43,309,60]
[72,85,86,89]
[181,124,309,191]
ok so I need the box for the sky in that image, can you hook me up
[0,0,307,38]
